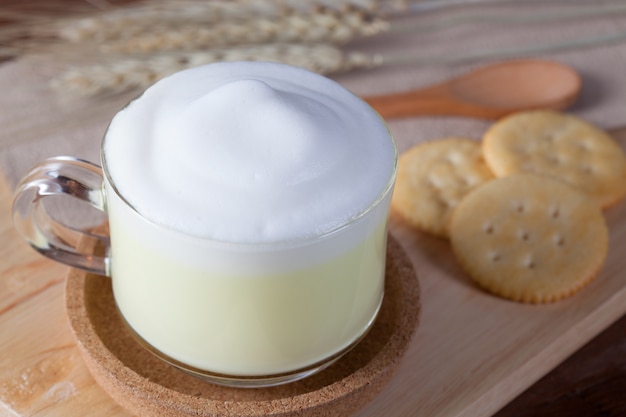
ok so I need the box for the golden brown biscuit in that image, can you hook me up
[483,110,626,209]
[449,173,608,303]
[392,137,494,237]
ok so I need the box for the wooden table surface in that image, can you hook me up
[1,1,625,416]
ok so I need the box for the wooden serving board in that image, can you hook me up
[1,129,626,417]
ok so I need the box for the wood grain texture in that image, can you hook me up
[1,129,625,416]
[0,175,126,417]
[496,312,626,417]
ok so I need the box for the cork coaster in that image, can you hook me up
[65,234,420,417]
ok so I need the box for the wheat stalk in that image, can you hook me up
[3,0,396,98]
[56,1,286,43]
[55,0,390,43]
[95,6,388,54]
[50,43,382,96]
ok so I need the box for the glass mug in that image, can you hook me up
[12,62,397,387]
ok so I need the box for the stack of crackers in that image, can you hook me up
[392,110,626,303]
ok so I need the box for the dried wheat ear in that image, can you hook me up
[11,0,398,96]
[104,10,386,53]
[51,44,382,96]
[58,4,389,51]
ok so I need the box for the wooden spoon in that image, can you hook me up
[363,59,582,120]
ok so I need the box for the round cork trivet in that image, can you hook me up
[65,234,420,417]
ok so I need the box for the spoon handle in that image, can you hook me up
[363,85,505,120]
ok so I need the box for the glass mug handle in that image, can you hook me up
[12,156,110,276]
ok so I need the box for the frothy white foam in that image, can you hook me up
[103,62,395,243]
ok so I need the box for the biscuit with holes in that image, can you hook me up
[392,137,495,237]
[483,110,626,209]
[449,173,608,303]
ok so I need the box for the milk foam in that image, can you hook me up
[103,62,396,243]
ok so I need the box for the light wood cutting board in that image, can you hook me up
[1,129,626,417]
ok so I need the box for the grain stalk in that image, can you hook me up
[54,0,390,43]
[50,44,383,96]
[1,0,401,97]
[96,6,389,53]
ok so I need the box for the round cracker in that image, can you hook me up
[449,173,608,304]
[392,137,494,237]
[482,110,626,209]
